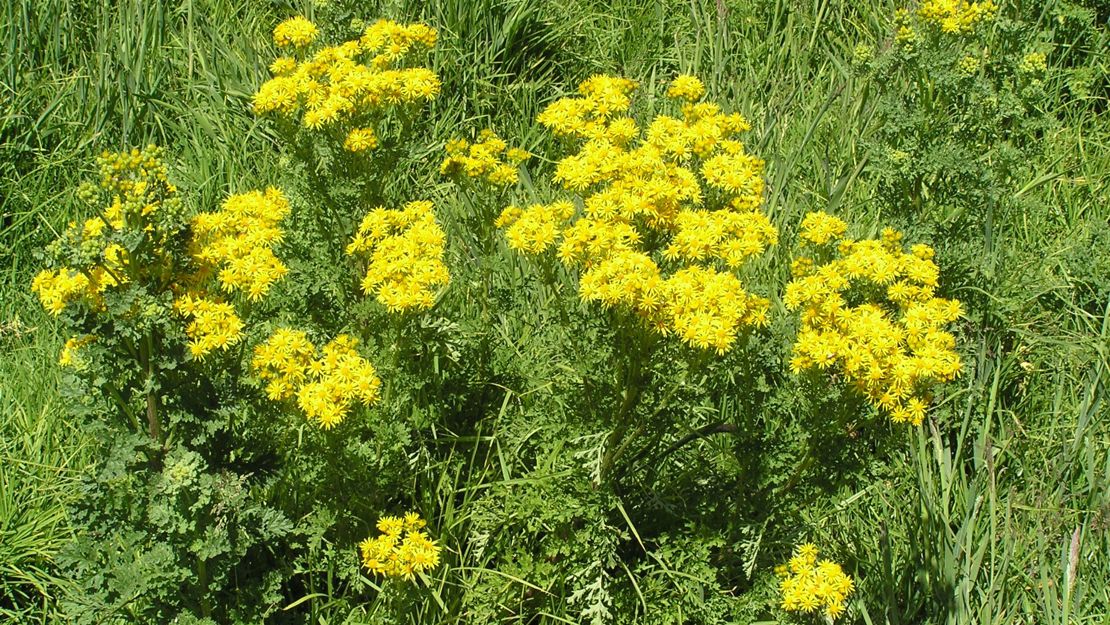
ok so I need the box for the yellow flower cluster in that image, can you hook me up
[917,0,997,34]
[174,294,245,359]
[497,74,776,353]
[32,268,95,315]
[253,330,382,428]
[666,74,706,101]
[31,146,175,317]
[272,16,318,48]
[346,200,450,312]
[191,188,290,301]
[254,17,440,136]
[1019,52,1047,74]
[344,127,379,152]
[59,335,96,369]
[776,544,854,620]
[440,129,530,186]
[495,201,575,254]
[359,512,442,580]
[784,213,962,425]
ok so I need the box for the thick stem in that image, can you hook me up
[197,556,211,618]
[142,333,162,444]
[599,328,645,482]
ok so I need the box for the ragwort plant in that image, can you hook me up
[859,0,1047,216]
[495,73,779,481]
[32,146,297,623]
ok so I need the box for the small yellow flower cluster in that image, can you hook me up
[440,129,530,186]
[498,74,776,353]
[59,335,96,369]
[253,330,382,428]
[784,213,962,425]
[1019,52,1047,74]
[359,512,442,580]
[191,188,290,301]
[917,0,998,34]
[31,146,175,318]
[665,266,769,350]
[666,74,706,101]
[957,54,982,76]
[346,200,450,312]
[344,127,379,152]
[272,16,318,48]
[776,543,854,620]
[494,201,575,254]
[254,16,440,145]
[174,294,245,359]
[798,211,848,246]
[32,268,94,315]
[663,209,780,269]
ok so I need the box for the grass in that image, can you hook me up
[1,0,1107,622]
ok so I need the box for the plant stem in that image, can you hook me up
[141,332,162,444]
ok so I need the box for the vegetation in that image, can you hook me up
[2,0,1107,623]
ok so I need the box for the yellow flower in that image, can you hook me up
[255,17,440,142]
[917,0,997,34]
[344,127,379,152]
[347,200,450,313]
[500,73,776,353]
[667,74,706,101]
[253,330,382,428]
[191,188,290,301]
[361,512,442,580]
[273,16,318,48]
[786,216,962,425]
[440,129,528,187]
[799,211,847,245]
[779,544,854,620]
[59,335,96,369]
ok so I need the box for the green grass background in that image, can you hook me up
[2,0,1108,623]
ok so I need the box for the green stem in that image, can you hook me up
[599,325,646,482]
[141,332,162,444]
[197,557,211,618]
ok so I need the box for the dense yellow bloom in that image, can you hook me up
[253,331,381,428]
[32,268,92,315]
[250,328,316,400]
[496,202,575,254]
[665,266,769,353]
[344,127,379,152]
[666,74,706,101]
[174,294,245,359]
[272,16,318,48]
[440,128,529,186]
[778,544,854,620]
[347,200,450,312]
[785,215,962,425]
[917,0,997,33]
[255,18,440,137]
[359,512,441,580]
[501,73,775,352]
[665,210,778,268]
[799,211,848,245]
[191,188,290,301]
[269,57,297,75]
